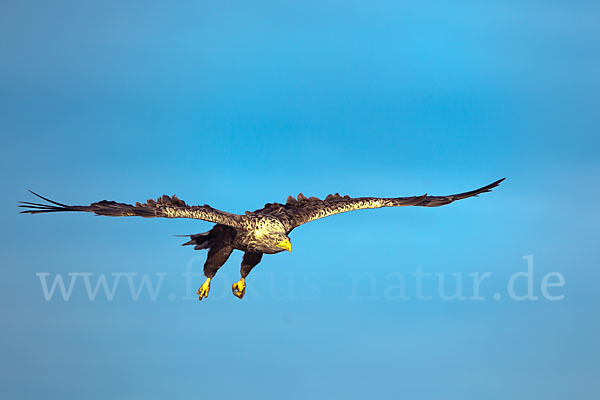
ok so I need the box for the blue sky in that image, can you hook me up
[1,1,599,399]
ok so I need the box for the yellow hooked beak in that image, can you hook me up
[276,239,292,252]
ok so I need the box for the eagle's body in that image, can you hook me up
[20,178,504,300]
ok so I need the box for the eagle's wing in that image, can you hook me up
[20,191,243,227]
[257,178,505,232]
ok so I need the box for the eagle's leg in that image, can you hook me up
[232,252,263,299]
[197,244,233,301]
[196,278,211,300]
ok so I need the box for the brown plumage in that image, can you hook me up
[20,178,505,300]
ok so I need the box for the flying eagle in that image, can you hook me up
[20,178,504,300]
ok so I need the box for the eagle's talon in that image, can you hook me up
[197,278,211,301]
[232,278,246,299]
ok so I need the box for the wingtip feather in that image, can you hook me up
[27,190,70,207]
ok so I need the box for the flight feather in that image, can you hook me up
[19,191,243,227]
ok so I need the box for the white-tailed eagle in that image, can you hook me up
[20,178,504,300]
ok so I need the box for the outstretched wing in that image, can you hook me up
[20,191,243,227]
[256,178,505,232]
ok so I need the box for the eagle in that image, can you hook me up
[20,178,504,300]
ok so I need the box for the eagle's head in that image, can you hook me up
[251,217,292,253]
[258,232,292,254]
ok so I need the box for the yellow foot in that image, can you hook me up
[196,278,211,301]
[232,278,246,299]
